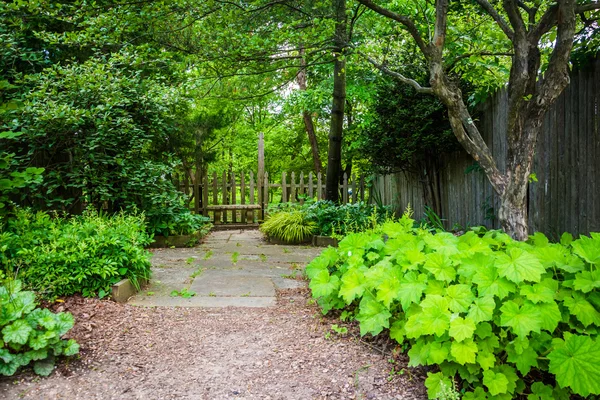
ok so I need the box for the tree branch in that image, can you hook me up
[474,0,514,39]
[355,0,431,57]
[354,49,434,94]
[502,0,527,36]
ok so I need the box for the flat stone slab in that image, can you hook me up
[190,275,275,297]
[129,296,276,308]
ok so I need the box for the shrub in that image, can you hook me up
[0,208,152,298]
[260,210,317,244]
[304,201,392,237]
[146,206,212,238]
[0,273,79,377]
[306,211,600,399]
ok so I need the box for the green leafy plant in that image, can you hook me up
[0,274,79,376]
[170,288,196,298]
[260,210,317,244]
[307,211,600,399]
[0,208,152,298]
[231,252,239,264]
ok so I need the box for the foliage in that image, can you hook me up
[353,78,459,174]
[307,211,600,398]
[0,208,152,298]
[0,273,79,377]
[260,211,317,244]
[146,203,211,238]
[303,201,392,237]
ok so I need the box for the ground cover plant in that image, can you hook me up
[0,273,79,377]
[260,210,317,244]
[0,208,152,298]
[307,210,600,399]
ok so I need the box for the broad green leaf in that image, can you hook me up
[495,247,545,283]
[63,339,80,356]
[449,316,476,342]
[54,312,75,336]
[419,295,451,337]
[339,268,366,304]
[2,320,32,345]
[389,319,405,344]
[424,253,456,282]
[457,253,494,280]
[500,300,541,337]
[537,301,561,332]
[563,292,600,327]
[527,382,554,400]
[33,358,55,377]
[445,284,475,313]
[573,270,600,293]
[473,265,516,299]
[571,234,600,265]
[507,345,538,375]
[305,257,329,280]
[476,351,496,370]
[548,334,600,396]
[520,282,555,304]
[450,338,478,365]
[467,296,496,323]
[426,341,450,364]
[396,272,427,311]
[483,370,509,396]
[356,295,391,336]
[376,276,400,308]
[424,372,453,400]
[309,270,340,298]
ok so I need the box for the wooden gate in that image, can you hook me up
[175,171,369,228]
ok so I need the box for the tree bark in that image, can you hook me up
[297,47,323,175]
[325,0,347,202]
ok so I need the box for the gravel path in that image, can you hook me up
[0,231,427,400]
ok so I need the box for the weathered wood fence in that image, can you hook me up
[175,171,368,225]
[374,57,600,237]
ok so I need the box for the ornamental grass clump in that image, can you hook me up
[260,210,317,244]
[307,210,600,399]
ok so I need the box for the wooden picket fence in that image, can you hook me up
[174,171,369,226]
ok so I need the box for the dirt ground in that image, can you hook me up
[0,291,427,400]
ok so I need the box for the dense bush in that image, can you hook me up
[260,211,317,244]
[0,273,79,377]
[266,200,392,239]
[0,208,152,298]
[146,202,212,238]
[307,212,600,399]
[304,201,392,236]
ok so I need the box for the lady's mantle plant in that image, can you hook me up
[307,212,600,399]
[0,274,79,376]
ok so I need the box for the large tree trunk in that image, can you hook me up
[325,0,347,202]
[357,0,582,240]
[297,47,323,174]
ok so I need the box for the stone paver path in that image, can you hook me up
[130,229,323,307]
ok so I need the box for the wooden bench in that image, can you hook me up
[205,204,262,225]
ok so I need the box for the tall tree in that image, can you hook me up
[325,0,348,202]
[356,0,600,239]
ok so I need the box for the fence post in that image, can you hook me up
[299,172,305,205]
[202,172,209,216]
[360,174,365,202]
[308,172,314,199]
[290,172,296,203]
[222,171,228,223]
[231,172,237,223]
[249,171,255,223]
[240,172,246,224]
[282,171,287,203]
[317,172,322,200]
